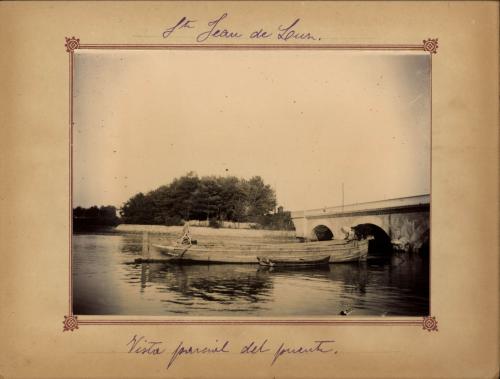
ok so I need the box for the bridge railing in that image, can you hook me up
[291,194,430,219]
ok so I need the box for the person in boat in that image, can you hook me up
[341,226,356,240]
[179,220,192,245]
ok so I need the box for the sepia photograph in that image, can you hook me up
[72,48,430,317]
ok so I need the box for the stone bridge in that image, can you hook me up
[290,195,430,253]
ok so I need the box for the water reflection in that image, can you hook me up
[72,233,429,316]
[139,263,274,304]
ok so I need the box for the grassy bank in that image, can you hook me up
[115,224,296,242]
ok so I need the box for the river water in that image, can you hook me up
[72,233,429,316]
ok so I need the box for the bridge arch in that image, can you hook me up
[347,216,389,236]
[352,223,392,255]
[311,224,334,241]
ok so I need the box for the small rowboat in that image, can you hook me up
[257,255,331,267]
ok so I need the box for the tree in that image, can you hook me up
[243,176,277,221]
[193,176,222,220]
[73,205,120,230]
[216,176,246,222]
[166,172,200,220]
[120,193,155,224]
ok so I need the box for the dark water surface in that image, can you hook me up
[72,233,429,316]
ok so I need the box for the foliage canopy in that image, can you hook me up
[120,173,280,226]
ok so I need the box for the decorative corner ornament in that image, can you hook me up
[423,38,438,54]
[422,316,438,332]
[63,315,79,332]
[65,37,80,53]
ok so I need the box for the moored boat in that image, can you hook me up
[151,238,369,264]
[257,255,331,267]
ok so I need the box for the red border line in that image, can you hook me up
[79,320,422,326]
[79,43,425,51]
[68,39,434,328]
[429,54,433,316]
[69,51,74,317]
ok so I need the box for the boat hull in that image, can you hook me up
[151,239,369,264]
[257,255,331,267]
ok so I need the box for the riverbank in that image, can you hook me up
[115,224,296,241]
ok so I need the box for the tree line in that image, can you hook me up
[73,205,121,231]
[119,172,294,230]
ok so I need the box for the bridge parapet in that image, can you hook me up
[291,194,430,219]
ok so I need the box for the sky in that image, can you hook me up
[73,49,430,211]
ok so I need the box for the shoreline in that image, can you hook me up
[114,224,297,239]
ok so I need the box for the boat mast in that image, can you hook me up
[342,182,344,212]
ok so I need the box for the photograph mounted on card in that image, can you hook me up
[1,2,499,379]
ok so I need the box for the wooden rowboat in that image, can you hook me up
[257,255,331,267]
[151,238,369,264]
